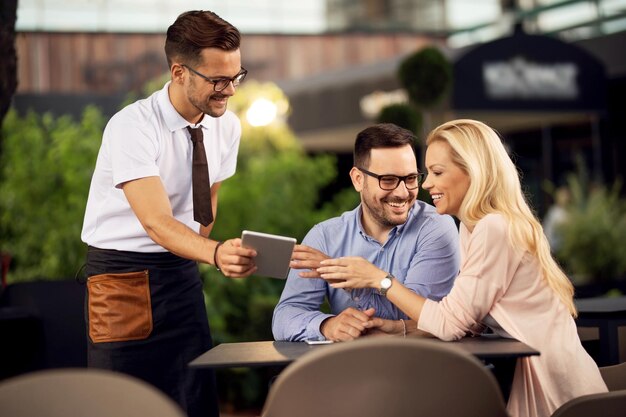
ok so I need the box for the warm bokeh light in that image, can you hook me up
[246,98,278,127]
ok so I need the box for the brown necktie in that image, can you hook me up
[187,126,213,226]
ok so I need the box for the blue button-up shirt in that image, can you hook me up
[272,201,460,341]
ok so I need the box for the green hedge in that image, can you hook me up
[0,107,104,281]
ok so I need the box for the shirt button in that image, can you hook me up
[353,296,360,302]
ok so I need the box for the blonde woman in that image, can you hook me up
[317,119,607,417]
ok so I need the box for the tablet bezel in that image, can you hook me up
[241,230,297,279]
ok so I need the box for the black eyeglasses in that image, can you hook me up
[358,167,425,191]
[182,64,248,92]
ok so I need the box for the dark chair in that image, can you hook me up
[550,390,626,417]
[0,306,44,379]
[599,361,626,391]
[0,368,186,417]
[261,337,508,417]
[0,280,87,374]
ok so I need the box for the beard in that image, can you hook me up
[362,197,410,228]
[187,79,229,118]
[361,183,414,228]
[189,93,228,118]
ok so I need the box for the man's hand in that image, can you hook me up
[214,238,257,278]
[320,307,376,342]
[289,245,329,278]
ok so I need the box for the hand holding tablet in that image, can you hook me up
[241,230,297,279]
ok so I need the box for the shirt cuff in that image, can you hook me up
[306,313,335,341]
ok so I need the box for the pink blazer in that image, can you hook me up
[418,214,607,417]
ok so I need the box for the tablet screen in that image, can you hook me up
[241,230,297,279]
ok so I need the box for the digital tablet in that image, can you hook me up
[241,230,297,279]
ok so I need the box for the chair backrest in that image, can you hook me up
[599,361,626,391]
[0,368,186,417]
[261,337,508,417]
[0,280,87,369]
[550,390,626,417]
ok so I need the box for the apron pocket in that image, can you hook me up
[87,270,153,343]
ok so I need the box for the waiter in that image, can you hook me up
[80,10,256,417]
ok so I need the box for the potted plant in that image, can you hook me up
[553,169,626,297]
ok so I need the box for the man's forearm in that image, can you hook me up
[144,213,217,265]
[123,176,219,266]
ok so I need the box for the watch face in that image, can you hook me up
[381,277,392,289]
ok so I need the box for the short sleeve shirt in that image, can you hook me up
[81,81,241,252]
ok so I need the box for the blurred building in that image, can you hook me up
[11,0,626,211]
[327,0,449,32]
[285,0,626,211]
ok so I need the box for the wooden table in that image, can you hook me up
[190,335,539,369]
[190,335,539,401]
[576,296,626,365]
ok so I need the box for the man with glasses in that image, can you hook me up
[81,11,254,417]
[273,123,460,342]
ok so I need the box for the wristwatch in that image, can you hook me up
[378,273,394,297]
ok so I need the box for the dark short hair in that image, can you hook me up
[354,123,416,168]
[165,10,241,68]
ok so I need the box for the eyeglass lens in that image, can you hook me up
[214,71,247,92]
[380,175,417,190]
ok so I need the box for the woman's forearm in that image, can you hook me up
[386,278,427,324]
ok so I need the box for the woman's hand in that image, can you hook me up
[362,317,401,336]
[317,257,387,289]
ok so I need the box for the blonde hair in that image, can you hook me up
[426,119,576,316]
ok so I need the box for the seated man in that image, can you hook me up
[272,123,460,342]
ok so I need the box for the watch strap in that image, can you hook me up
[378,273,394,297]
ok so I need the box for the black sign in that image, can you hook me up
[453,31,606,112]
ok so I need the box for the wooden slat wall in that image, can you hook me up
[15,32,436,94]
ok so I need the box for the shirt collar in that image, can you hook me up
[355,204,413,243]
[157,81,212,132]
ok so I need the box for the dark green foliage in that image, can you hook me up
[0,107,104,281]
[556,170,626,284]
[397,46,452,109]
[376,103,423,139]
